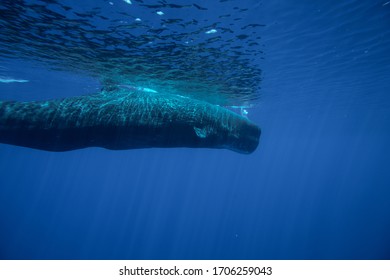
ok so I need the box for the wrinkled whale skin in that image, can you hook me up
[0,89,260,154]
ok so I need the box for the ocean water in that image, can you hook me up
[0,0,390,259]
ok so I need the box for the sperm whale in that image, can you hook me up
[0,89,260,154]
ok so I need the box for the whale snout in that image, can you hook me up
[227,118,261,154]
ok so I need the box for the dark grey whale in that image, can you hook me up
[0,89,260,154]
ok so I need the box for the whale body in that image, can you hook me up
[0,89,260,154]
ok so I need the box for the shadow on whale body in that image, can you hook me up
[0,89,261,154]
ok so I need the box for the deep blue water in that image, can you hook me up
[1,0,390,259]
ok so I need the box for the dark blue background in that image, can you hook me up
[1,0,390,259]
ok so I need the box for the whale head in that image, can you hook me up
[224,117,261,154]
[188,104,261,154]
